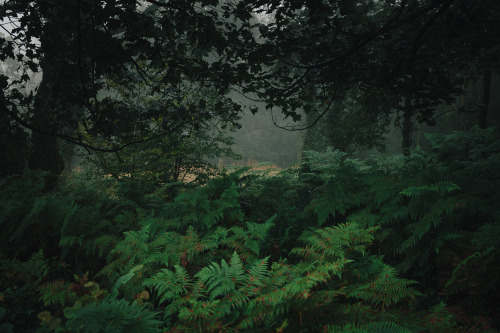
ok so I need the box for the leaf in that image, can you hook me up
[229,251,245,284]
[112,264,144,297]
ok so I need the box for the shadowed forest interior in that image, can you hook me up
[1,1,500,332]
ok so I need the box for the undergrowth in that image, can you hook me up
[0,127,498,332]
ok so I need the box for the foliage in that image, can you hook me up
[0,111,30,177]
[232,1,500,151]
[303,87,390,154]
[83,67,241,189]
[62,298,162,333]
[0,171,55,258]
[326,321,413,333]
[1,0,499,330]
[144,224,419,331]
[0,0,246,154]
[239,167,306,258]
[0,251,48,332]
[0,127,499,331]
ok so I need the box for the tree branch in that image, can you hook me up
[0,90,187,153]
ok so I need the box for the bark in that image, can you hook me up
[29,70,65,177]
[29,133,64,175]
[29,72,65,190]
[28,5,79,187]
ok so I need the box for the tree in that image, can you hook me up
[302,86,391,154]
[228,0,500,154]
[2,0,499,177]
[85,79,240,188]
[0,0,246,181]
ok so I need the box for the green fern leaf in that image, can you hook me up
[144,265,191,305]
[349,264,421,308]
[63,298,161,333]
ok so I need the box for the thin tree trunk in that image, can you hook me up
[402,97,413,156]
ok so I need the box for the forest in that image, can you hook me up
[1,0,499,332]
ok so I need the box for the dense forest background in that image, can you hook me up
[1,1,500,332]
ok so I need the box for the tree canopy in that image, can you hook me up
[231,0,500,152]
[1,0,499,175]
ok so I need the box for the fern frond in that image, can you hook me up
[63,298,162,333]
[349,264,421,308]
[327,321,413,333]
[246,214,275,240]
[247,256,270,288]
[195,252,246,300]
[400,181,460,198]
[38,280,76,307]
[1,250,49,285]
[144,265,191,305]
[178,299,221,321]
[444,247,495,293]
[228,251,245,284]
[87,234,120,257]
[293,223,377,261]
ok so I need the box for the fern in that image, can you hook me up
[100,208,275,296]
[0,171,47,252]
[399,181,460,198]
[375,177,465,276]
[301,148,348,174]
[195,252,245,299]
[144,265,192,305]
[4,128,499,331]
[292,223,377,261]
[212,216,274,257]
[142,221,421,331]
[63,298,162,333]
[239,169,306,256]
[327,321,413,333]
[145,252,278,330]
[422,301,457,332]
[246,256,270,286]
[0,250,48,285]
[443,246,499,314]
[159,174,245,232]
[38,280,75,308]
[473,222,500,250]
[348,263,421,309]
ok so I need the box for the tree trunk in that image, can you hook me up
[479,64,491,129]
[28,5,79,187]
[29,132,64,175]
[29,66,65,174]
[29,74,65,190]
[402,97,413,156]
